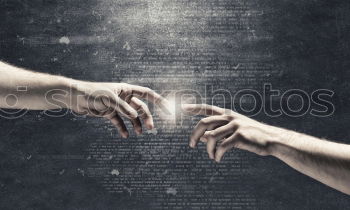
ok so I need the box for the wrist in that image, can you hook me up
[268,127,300,158]
[55,76,84,110]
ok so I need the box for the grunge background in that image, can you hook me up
[0,0,349,209]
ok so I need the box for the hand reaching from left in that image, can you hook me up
[69,82,168,138]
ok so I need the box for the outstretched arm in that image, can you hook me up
[182,104,350,195]
[0,61,168,137]
[0,61,73,110]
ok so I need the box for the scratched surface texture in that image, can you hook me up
[1,0,350,209]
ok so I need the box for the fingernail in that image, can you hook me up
[131,112,138,119]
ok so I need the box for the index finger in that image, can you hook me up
[181,104,230,116]
[128,85,172,114]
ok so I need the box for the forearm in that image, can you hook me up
[270,129,350,195]
[0,61,76,110]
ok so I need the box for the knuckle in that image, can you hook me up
[204,131,215,139]
[224,114,234,121]
[207,131,216,138]
[232,118,242,125]
[222,109,233,116]
[202,132,209,138]
[199,119,208,126]
[235,129,244,137]
[144,87,153,94]
[228,120,238,127]
[236,128,249,139]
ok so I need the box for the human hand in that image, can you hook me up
[69,81,167,138]
[182,104,284,162]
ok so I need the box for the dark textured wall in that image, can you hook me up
[0,0,350,209]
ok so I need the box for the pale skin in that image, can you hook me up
[182,104,350,195]
[1,61,350,195]
[0,61,168,138]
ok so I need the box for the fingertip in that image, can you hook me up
[145,119,154,130]
[130,112,138,119]
[180,104,188,110]
[181,104,195,112]
[146,124,154,130]
[208,149,215,159]
[135,128,142,135]
[189,138,197,148]
[189,141,196,148]
[122,132,129,138]
[215,153,223,163]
